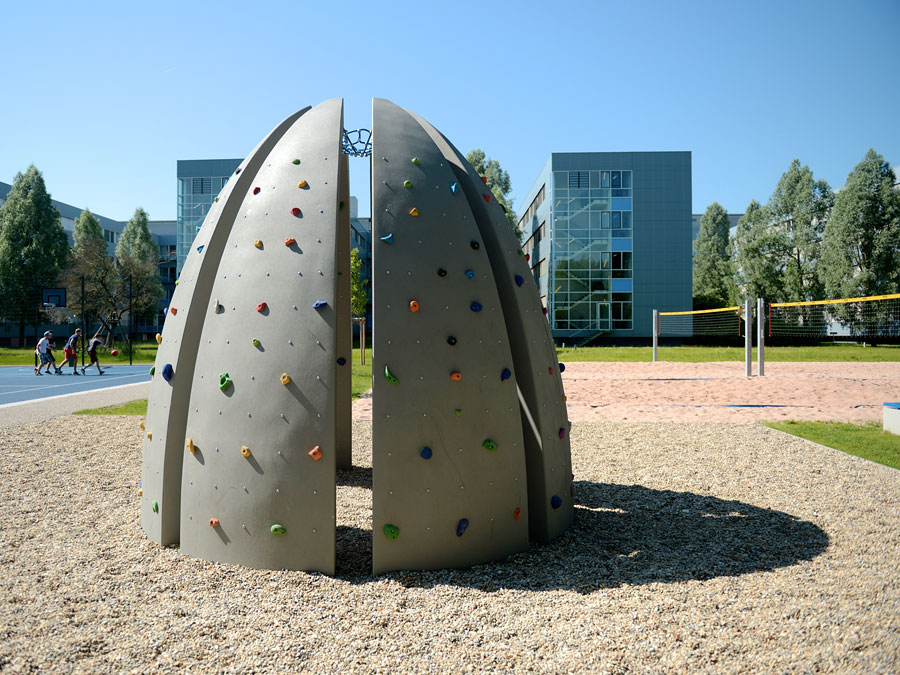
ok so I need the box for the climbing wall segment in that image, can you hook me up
[409,113,574,542]
[370,98,530,574]
[335,151,352,469]
[141,106,311,546]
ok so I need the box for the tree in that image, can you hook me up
[116,208,164,325]
[732,200,784,301]
[63,208,118,329]
[767,159,833,302]
[693,201,736,308]
[821,149,900,300]
[465,149,520,239]
[349,248,368,318]
[0,165,69,343]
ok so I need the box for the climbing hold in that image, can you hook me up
[482,439,498,451]
[253,187,261,195]
[254,239,263,249]
[291,207,301,217]
[559,428,566,439]
[559,362,566,372]
[252,338,261,347]
[209,517,220,527]
[447,336,457,346]
[292,158,301,165]
[403,180,412,188]
[337,357,346,366]
[542,307,549,315]
[450,182,459,194]
[411,157,420,165]
[297,179,308,188]
[151,500,158,513]
[409,300,419,312]
[454,409,462,416]
[313,300,328,310]
[256,302,267,312]
[464,269,475,279]
[186,437,196,454]
[155,333,162,344]
[513,508,521,520]
[450,371,462,382]
[501,368,511,381]
[339,201,345,210]
[525,254,531,262]
[515,274,524,287]
[470,240,480,250]
[456,519,469,536]
[518,250,524,257]
[483,193,491,203]
[161,363,174,382]
[284,237,296,246]
[280,373,291,386]
[149,366,155,376]
[241,445,251,457]
[549,367,554,375]
[138,488,142,496]
[384,364,398,384]
[170,307,177,315]
[308,445,323,460]
[218,372,233,392]
[420,446,432,460]
[437,268,447,277]
[384,524,399,540]
[470,302,483,312]
[270,524,287,535]
[562,395,567,402]
[147,432,152,440]
[214,197,219,203]
[480,176,488,184]
[139,422,145,431]
[380,233,394,244]
[409,207,419,216]
[551,495,563,509]
[196,245,204,254]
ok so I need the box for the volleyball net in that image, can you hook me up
[656,305,743,337]
[769,293,900,339]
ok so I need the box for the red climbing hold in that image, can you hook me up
[170,307,177,315]
[253,187,261,195]
[256,302,267,313]
[525,253,530,262]
[481,176,488,184]
[549,367,554,375]
[209,517,220,527]
[284,237,296,246]
[291,207,301,217]
[483,193,491,203]
[409,300,419,312]
[513,508,521,520]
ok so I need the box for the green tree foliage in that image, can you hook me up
[465,149,520,238]
[821,149,900,300]
[116,208,156,265]
[116,208,164,322]
[766,159,833,302]
[0,165,68,341]
[692,201,736,308]
[64,209,118,326]
[732,200,784,301]
[349,247,368,317]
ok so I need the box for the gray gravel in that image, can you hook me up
[1,417,898,673]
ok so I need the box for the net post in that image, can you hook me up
[744,299,752,377]
[652,309,658,362]
[757,297,765,376]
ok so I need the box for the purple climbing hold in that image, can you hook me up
[161,363,174,382]
[337,357,347,366]
[420,446,432,460]
[559,362,566,372]
[470,302,483,312]
[551,495,563,509]
[501,368,511,381]
[514,274,524,287]
[313,300,328,310]
[559,427,566,439]
[456,518,469,536]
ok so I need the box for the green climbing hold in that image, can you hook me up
[384,364,399,385]
[403,180,412,188]
[252,338,261,347]
[270,524,287,536]
[219,372,233,392]
[149,366,155,376]
[454,409,462,416]
[151,500,158,513]
[292,158,301,165]
[214,197,219,203]
[339,201,345,210]
[384,524,399,540]
[482,439,498,451]
[411,157,420,165]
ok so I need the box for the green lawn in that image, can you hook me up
[0,341,159,366]
[73,399,150,416]
[556,344,900,363]
[764,420,900,470]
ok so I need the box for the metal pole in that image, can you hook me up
[744,299,752,377]
[34,281,40,370]
[361,317,366,365]
[652,309,658,362]
[128,275,133,366]
[80,275,86,370]
[757,297,765,377]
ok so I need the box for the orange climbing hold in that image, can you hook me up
[481,176,488,184]
[284,237,296,246]
[186,437,196,454]
[308,445,323,460]
[254,239,263,249]
[280,373,291,385]
[513,507,521,520]
[450,371,462,381]
[170,307,177,315]
[209,517,220,527]
[409,207,419,216]
[297,180,308,188]
[409,300,419,312]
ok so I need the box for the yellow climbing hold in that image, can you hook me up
[280,373,291,385]
[241,445,251,458]
[139,422,145,431]
[297,180,308,188]
[186,437,196,454]
[138,488,143,496]
[147,432,152,440]
[409,207,419,216]
[254,239,263,249]
[155,333,162,344]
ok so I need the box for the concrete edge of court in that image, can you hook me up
[0,382,150,430]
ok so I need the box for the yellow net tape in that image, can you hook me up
[770,293,900,308]
[660,306,740,316]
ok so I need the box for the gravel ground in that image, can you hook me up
[1,417,899,673]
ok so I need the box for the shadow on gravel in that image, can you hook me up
[335,481,829,591]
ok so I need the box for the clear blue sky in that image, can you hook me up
[1,0,897,222]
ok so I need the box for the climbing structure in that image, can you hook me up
[141,98,573,575]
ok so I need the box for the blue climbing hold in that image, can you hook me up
[470,302,483,312]
[313,300,328,310]
[465,269,475,279]
[337,357,347,366]
[456,518,469,536]
[551,495,563,509]
[559,362,566,373]
[515,274,524,287]
[380,233,394,244]
[196,244,205,254]
[501,368,511,381]
[420,446,432,460]
[161,363,174,382]
[450,182,459,194]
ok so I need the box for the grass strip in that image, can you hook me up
[73,399,149,416]
[764,420,900,470]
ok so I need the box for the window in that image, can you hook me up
[517,184,545,231]
[192,177,212,194]
[568,171,589,189]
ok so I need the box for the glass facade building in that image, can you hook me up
[518,152,692,340]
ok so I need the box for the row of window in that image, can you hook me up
[556,170,632,190]
[556,210,633,230]
[554,196,633,212]
[522,221,545,258]
[517,184,545,231]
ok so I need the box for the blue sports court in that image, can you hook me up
[0,365,151,407]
